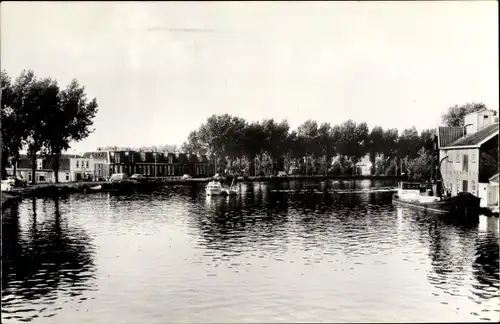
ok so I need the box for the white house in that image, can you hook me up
[438,109,498,204]
[478,173,499,208]
[69,155,95,181]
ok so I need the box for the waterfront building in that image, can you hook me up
[6,154,72,183]
[82,150,212,178]
[69,156,95,181]
[82,151,111,180]
[438,109,498,205]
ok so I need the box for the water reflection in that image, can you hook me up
[396,206,499,314]
[472,217,499,300]
[1,197,97,322]
[1,180,499,323]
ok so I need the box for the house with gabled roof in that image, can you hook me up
[6,154,74,183]
[438,109,498,207]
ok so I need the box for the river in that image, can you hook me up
[2,180,499,323]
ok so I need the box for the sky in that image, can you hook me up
[1,1,498,153]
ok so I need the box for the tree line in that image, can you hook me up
[178,103,490,180]
[1,70,98,183]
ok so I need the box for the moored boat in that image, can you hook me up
[205,178,238,196]
[393,182,481,222]
[206,181,223,196]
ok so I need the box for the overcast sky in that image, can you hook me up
[1,1,498,153]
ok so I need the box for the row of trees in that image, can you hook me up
[177,114,434,178]
[176,103,490,180]
[1,70,98,183]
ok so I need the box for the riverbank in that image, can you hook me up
[1,175,399,212]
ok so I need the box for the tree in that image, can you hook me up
[368,126,384,174]
[406,147,435,182]
[12,71,60,185]
[317,122,333,175]
[441,102,487,127]
[44,79,98,183]
[181,130,206,154]
[240,122,266,175]
[1,71,25,179]
[398,127,421,159]
[419,128,437,153]
[261,119,290,174]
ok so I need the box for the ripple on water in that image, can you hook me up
[2,187,499,323]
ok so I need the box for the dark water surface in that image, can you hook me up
[2,180,499,323]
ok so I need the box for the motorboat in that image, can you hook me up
[205,178,238,196]
[206,181,223,196]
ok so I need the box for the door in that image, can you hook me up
[462,180,468,192]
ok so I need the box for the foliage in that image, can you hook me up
[1,71,25,178]
[177,111,466,177]
[44,79,98,182]
[1,70,98,183]
[406,148,435,182]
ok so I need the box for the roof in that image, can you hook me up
[437,127,464,148]
[60,154,83,158]
[82,151,108,161]
[46,158,70,171]
[12,156,70,171]
[465,108,488,117]
[443,123,498,148]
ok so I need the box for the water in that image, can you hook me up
[2,180,499,323]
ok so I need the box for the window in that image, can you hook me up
[455,153,460,163]
[462,180,468,192]
[28,173,32,182]
[456,178,460,193]
[86,161,89,168]
[463,154,468,172]
[472,180,476,192]
[472,153,476,163]
[76,160,80,167]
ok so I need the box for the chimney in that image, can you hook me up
[464,109,497,135]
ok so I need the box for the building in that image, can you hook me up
[6,155,50,183]
[82,151,110,180]
[6,154,72,183]
[82,150,213,178]
[438,109,499,203]
[478,173,499,208]
[69,156,95,181]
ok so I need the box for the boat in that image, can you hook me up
[89,185,102,191]
[392,181,481,222]
[206,181,223,195]
[205,178,238,196]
